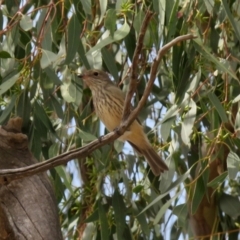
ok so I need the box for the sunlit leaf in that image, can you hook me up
[181,99,197,146]
[0,95,17,124]
[0,73,19,96]
[227,151,240,180]
[40,49,58,69]
[86,21,130,55]
[20,14,33,31]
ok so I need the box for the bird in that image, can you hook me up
[78,69,168,176]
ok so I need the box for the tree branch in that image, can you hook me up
[0,34,196,183]
[122,10,154,121]
[120,34,197,134]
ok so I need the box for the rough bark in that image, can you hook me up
[0,118,63,240]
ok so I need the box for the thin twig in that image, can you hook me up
[122,10,154,121]
[0,34,197,183]
[120,34,197,133]
[0,130,119,182]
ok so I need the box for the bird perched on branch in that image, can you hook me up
[78,69,168,176]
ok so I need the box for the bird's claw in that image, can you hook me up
[98,135,103,142]
[113,127,121,136]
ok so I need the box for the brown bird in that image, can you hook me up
[78,69,168,176]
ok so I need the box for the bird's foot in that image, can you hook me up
[98,135,104,142]
[113,127,121,136]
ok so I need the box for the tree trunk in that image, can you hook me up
[0,118,63,240]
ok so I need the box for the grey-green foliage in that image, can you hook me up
[1,0,240,239]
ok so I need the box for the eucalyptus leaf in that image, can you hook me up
[104,9,116,37]
[226,151,240,180]
[112,189,126,240]
[65,14,81,64]
[86,21,130,55]
[20,14,33,31]
[219,193,240,218]
[40,50,58,69]
[0,95,17,124]
[0,73,19,96]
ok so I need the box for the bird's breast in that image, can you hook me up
[93,94,122,131]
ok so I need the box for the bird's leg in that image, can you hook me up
[113,127,121,136]
[98,135,104,142]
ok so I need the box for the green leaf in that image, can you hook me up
[60,66,76,102]
[232,94,240,103]
[33,101,56,134]
[86,21,130,55]
[0,51,11,58]
[98,199,110,240]
[0,95,17,124]
[191,175,206,214]
[40,49,58,69]
[154,190,181,224]
[208,92,228,123]
[181,99,196,146]
[50,95,64,119]
[219,193,240,218]
[78,40,90,69]
[153,0,165,39]
[226,151,240,180]
[161,104,179,123]
[194,39,238,81]
[65,14,81,64]
[44,67,62,85]
[99,0,108,21]
[161,116,174,142]
[60,82,76,103]
[112,189,126,240]
[132,185,144,194]
[166,0,179,41]
[203,0,214,14]
[16,90,31,128]
[222,0,240,42]
[55,166,74,195]
[207,172,228,188]
[132,202,150,237]
[114,140,124,153]
[172,204,188,228]
[140,168,191,214]
[80,0,91,15]
[20,14,33,31]
[78,129,97,142]
[0,73,19,96]
[85,209,99,222]
[104,9,116,37]
[101,47,119,81]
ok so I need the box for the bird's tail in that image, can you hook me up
[128,141,168,176]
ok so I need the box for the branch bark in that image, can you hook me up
[0,118,62,240]
[0,34,196,183]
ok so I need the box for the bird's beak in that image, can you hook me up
[78,73,84,78]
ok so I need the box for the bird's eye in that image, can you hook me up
[93,71,99,76]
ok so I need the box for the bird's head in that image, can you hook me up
[78,69,113,91]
